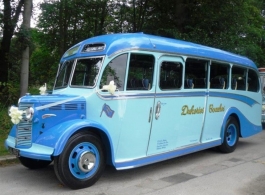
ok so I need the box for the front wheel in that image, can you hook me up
[218,116,239,153]
[54,132,106,189]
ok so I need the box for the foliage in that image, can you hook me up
[0,82,20,106]
[0,0,24,84]
[0,104,13,157]
[29,29,58,86]
[0,0,265,106]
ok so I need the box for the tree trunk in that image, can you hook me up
[0,0,24,84]
[59,0,65,56]
[20,0,32,97]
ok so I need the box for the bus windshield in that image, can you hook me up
[54,60,74,89]
[54,57,103,89]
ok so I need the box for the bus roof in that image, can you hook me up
[61,33,257,69]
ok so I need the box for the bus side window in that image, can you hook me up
[210,62,230,89]
[248,69,259,92]
[232,66,247,91]
[185,58,209,89]
[159,61,182,90]
[100,53,128,91]
[126,53,155,91]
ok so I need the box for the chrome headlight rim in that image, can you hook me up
[25,106,34,121]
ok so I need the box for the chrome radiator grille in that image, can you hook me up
[16,103,33,147]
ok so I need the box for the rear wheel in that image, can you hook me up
[219,116,239,153]
[54,132,106,189]
[19,156,52,169]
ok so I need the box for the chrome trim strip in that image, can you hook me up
[97,91,259,106]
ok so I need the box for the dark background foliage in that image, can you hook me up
[1,0,265,105]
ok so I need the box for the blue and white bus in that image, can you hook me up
[5,33,262,189]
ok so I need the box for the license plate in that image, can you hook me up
[8,147,20,157]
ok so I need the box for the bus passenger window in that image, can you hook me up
[232,66,247,91]
[126,53,155,91]
[248,69,259,92]
[159,62,182,90]
[210,62,230,89]
[100,54,128,91]
[185,58,209,89]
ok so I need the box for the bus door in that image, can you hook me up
[147,57,208,155]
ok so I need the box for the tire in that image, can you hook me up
[19,156,52,169]
[54,132,106,189]
[219,116,239,153]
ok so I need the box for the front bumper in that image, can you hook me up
[5,136,54,161]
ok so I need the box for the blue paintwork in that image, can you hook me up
[34,119,113,157]
[8,125,16,137]
[209,91,260,107]
[221,107,262,138]
[115,139,221,170]
[20,94,86,145]
[5,136,53,161]
[100,91,260,107]
[61,33,256,68]
[5,118,114,162]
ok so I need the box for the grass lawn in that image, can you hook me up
[0,136,9,156]
[0,107,19,166]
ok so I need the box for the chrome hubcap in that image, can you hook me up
[78,152,96,173]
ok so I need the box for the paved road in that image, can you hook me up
[1,131,265,195]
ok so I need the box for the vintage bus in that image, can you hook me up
[5,33,262,189]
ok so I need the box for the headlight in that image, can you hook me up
[25,107,34,121]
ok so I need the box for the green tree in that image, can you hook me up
[29,29,59,87]
[143,0,265,66]
[1,0,265,107]
[37,0,109,56]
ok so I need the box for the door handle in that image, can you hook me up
[155,101,161,120]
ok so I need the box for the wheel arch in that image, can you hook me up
[221,107,241,144]
[221,106,261,142]
[35,119,115,166]
[70,127,114,166]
